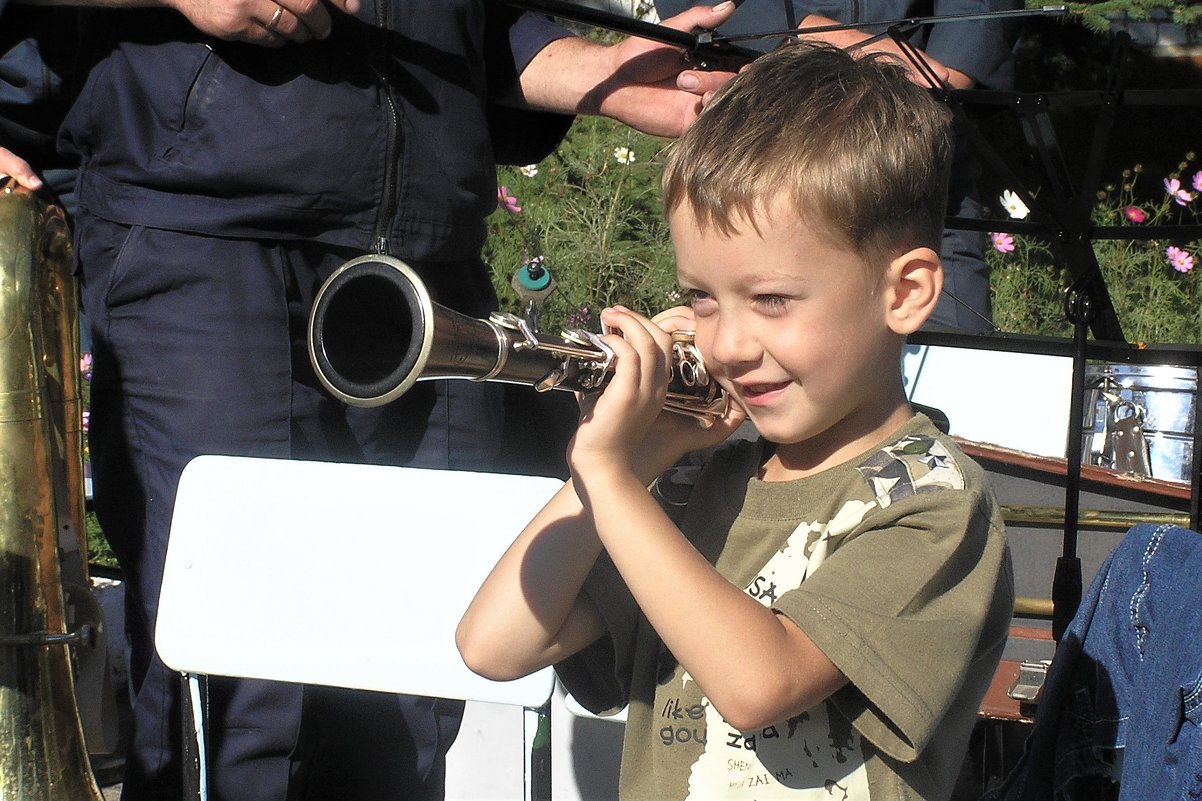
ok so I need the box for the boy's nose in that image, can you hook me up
[706,313,758,368]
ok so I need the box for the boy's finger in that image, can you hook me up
[651,306,695,329]
[608,307,674,354]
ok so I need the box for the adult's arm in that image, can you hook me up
[922,0,1023,90]
[517,2,739,138]
[796,12,968,88]
[799,0,1023,90]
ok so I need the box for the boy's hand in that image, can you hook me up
[569,305,744,484]
[648,305,745,459]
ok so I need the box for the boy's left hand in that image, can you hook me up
[649,304,746,452]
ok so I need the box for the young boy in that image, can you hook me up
[457,41,1014,801]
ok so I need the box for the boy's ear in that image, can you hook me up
[883,247,942,335]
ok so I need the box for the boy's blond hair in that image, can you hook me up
[662,41,954,265]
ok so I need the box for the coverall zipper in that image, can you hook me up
[369,0,401,257]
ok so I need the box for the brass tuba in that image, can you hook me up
[0,181,105,800]
[307,255,729,426]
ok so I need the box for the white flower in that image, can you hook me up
[518,164,539,178]
[613,146,636,165]
[1000,189,1030,220]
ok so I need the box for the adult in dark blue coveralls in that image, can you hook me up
[7,1,741,799]
[657,0,1023,331]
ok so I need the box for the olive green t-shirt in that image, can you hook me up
[558,415,1014,801]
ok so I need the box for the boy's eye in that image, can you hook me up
[680,288,713,308]
[754,294,790,313]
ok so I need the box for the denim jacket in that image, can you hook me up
[985,523,1202,801]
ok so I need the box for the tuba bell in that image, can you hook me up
[307,255,729,426]
[0,181,105,800]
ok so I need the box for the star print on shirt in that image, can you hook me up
[855,435,965,508]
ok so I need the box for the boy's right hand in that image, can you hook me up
[645,305,745,467]
[570,305,744,485]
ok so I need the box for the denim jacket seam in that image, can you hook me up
[1130,523,1173,657]
[1185,672,1202,714]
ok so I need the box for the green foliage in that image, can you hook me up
[986,235,1070,336]
[988,153,1202,344]
[485,115,678,333]
[1059,0,1202,34]
[487,118,1202,347]
[87,512,117,567]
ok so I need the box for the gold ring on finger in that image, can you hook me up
[266,6,284,31]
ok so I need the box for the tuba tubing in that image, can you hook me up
[307,255,729,425]
[0,182,105,799]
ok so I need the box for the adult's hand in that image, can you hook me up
[519,2,740,138]
[0,147,43,190]
[165,0,360,46]
[796,13,973,89]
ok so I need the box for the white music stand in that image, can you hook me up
[156,456,562,801]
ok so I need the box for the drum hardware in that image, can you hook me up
[1007,659,1053,704]
[1083,364,1197,483]
[1094,391,1152,476]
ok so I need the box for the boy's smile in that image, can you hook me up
[670,198,934,479]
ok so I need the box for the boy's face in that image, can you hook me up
[670,199,914,473]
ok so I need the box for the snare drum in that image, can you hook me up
[1082,364,1198,482]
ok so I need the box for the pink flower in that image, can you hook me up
[1164,177,1195,206]
[1123,206,1147,223]
[497,185,521,214]
[1166,245,1194,273]
[1193,171,1202,193]
[990,232,1015,253]
[79,352,93,381]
